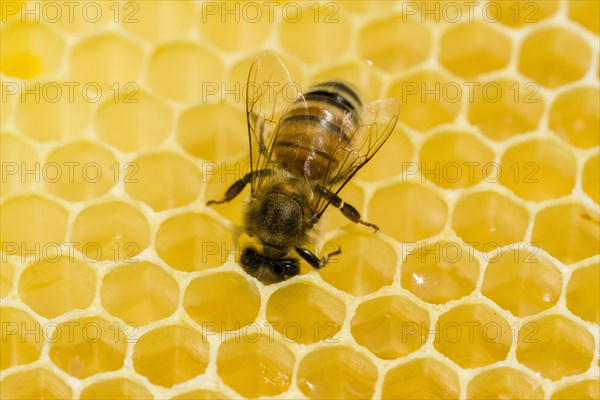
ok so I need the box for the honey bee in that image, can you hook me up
[208,51,399,283]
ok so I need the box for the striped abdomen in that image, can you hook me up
[273,82,362,181]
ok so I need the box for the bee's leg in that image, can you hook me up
[295,246,342,269]
[206,169,272,205]
[316,186,380,232]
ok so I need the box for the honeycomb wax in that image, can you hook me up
[1,1,598,399]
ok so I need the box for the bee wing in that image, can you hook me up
[313,98,400,219]
[246,51,306,193]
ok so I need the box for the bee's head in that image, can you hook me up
[240,245,300,283]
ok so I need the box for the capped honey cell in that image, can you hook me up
[439,21,511,79]
[184,272,261,332]
[156,212,231,272]
[101,262,179,326]
[382,358,460,399]
[402,240,480,304]
[297,346,378,399]
[266,281,345,344]
[70,33,144,90]
[516,314,594,380]
[0,367,72,400]
[0,307,42,370]
[48,317,127,378]
[434,303,511,368]
[79,378,153,400]
[518,27,591,88]
[217,334,294,398]
[351,295,430,359]
[19,256,96,318]
[0,21,64,79]
[358,14,431,72]
[319,229,396,296]
[133,325,209,387]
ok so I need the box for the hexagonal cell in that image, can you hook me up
[566,263,599,324]
[467,367,544,399]
[452,191,530,251]
[0,133,38,198]
[568,0,600,34]
[531,203,599,264]
[369,182,447,243]
[101,261,179,326]
[518,27,591,88]
[319,230,396,296]
[217,334,294,398]
[171,389,231,400]
[94,91,173,152]
[48,316,127,378]
[124,152,202,211]
[583,153,599,204]
[156,212,230,272]
[467,79,545,141]
[0,21,64,78]
[310,61,384,104]
[279,4,352,65]
[79,377,153,400]
[0,307,42,370]
[0,259,14,298]
[148,42,224,102]
[177,103,246,161]
[402,240,480,304]
[266,282,345,344]
[516,314,594,380]
[358,126,414,183]
[434,303,511,368]
[19,256,96,318]
[358,14,431,72]
[297,345,377,399]
[439,22,511,78]
[552,379,599,400]
[184,272,260,332]
[419,130,496,189]
[122,1,194,43]
[44,141,117,202]
[499,139,577,202]
[15,81,92,142]
[198,2,271,52]
[0,195,68,258]
[495,1,559,28]
[381,357,460,400]
[133,324,209,388]
[71,201,150,262]
[389,71,461,131]
[549,87,599,149]
[70,33,144,89]
[0,367,72,399]
[351,295,429,359]
[482,249,562,317]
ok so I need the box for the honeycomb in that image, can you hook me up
[0,0,599,399]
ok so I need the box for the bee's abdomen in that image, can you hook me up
[274,82,362,180]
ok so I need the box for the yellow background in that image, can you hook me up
[0,1,599,399]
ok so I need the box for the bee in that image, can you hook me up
[208,51,399,283]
